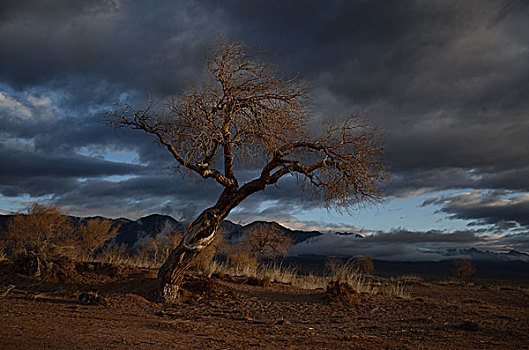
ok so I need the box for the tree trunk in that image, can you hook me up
[157,208,222,300]
[156,185,263,300]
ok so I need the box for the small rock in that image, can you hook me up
[458,320,479,331]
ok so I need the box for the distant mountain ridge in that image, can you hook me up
[445,247,529,262]
[1,214,528,263]
[0,213,323,249]
[222,220,323,245]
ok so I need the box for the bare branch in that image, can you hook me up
[107,102,235,187]
[110,39,391,293]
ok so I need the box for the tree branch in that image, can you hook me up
[107,103,236,187]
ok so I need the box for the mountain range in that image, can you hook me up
[0,213,323,249]
[1,214,529,264]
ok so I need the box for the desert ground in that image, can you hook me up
[1,259,528,349]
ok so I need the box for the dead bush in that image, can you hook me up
[324,280,360,304]
[325,257,355,282]
[78,219,119,259]
[1,203,119,262]
[227,250,258,271]
[454,259,475,284]
[2,204,76,259]
[354,256,374,275]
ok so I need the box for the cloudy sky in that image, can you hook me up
[1,0,528,258]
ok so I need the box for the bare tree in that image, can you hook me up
[246,226,293,259]
[108,40,388,298]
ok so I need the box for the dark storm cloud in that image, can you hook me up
[211,0,529,197]
[55,174,223,220]
[424,191,529,230]
[0,0,216,94]
[0,141,146,198]
[0,148,142,178]
[1,0,529,225]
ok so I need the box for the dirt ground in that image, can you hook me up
[0,260,528,349]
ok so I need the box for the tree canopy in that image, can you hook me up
[108,40,388,211]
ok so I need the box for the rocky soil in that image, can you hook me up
[0,259,528,349]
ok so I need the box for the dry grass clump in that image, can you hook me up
[203,256,409,298]
[291,272,328,290]
[324,257,377,293]
[380,280,410,298]
[205,260,297,286]
[0,249,8,262]
[97,242,131,265]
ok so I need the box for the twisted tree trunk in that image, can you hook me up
[157,208,222,299]
[157,186,247,300]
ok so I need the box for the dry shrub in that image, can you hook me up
[2,204,76,259]
[325,280,360,304]
[454,259,476,284]
[325,257,356,282]
[205,259,297,286]
[1,203,119,262]
[216,226,292,278]
[354,256,374,275]
[256,262,297,285]
[380,280,410,298]
[227,250,258,272]
[292,272,328,290]
[78,219,119,258]
[205,256,408,298]
[322,256,408,297]
[224,236,259,274]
